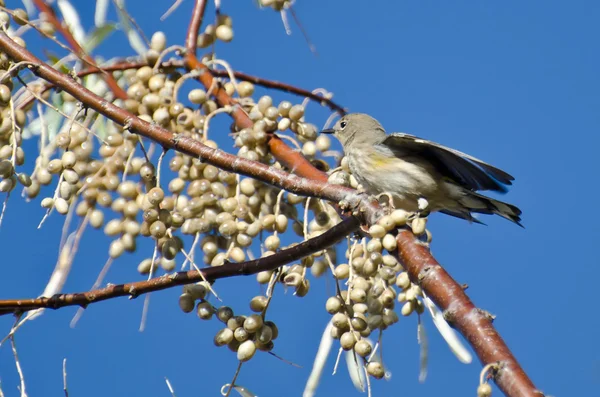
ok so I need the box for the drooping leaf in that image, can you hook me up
[57,0,85,44]
[114,0,148,56]
[83,23,116,53]
[94,0,110,27]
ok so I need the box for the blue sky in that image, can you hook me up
[0,1,598,396]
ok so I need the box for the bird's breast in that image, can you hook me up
[347,149,438,199]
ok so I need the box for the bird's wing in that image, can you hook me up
[382,133,514,192]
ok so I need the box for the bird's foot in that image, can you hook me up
[339,191,369,214]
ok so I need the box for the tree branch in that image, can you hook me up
[0,216,360,315]
[0,32,380,222]
[17,59,346,116]
[396,230,543,397]
[32,0,128,99]
[210,69,346,116]
[185,0,208,55]
[0,28,542,397]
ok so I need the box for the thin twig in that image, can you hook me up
[185,0,208,55]
[0,216,359,314]
[10,335,27,397]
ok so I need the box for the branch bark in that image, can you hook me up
[185,0,208,55]
[32,0,128,99]
[0,26,542,397]
[0,217,360,315]
[17,59,346,116]
[396,230,543,397]
[0,32,381,222]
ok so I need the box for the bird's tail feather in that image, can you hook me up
[457,191,523,227]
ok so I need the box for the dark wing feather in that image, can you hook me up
[382,133,514,192]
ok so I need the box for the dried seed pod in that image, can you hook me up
[411,217,427,236]
[237,81,254,97]
[196,301,215,320]
[396,272,411,290]
[355,339,372,357]
[234,327,249,342]
[288,105,304,121]
[216,25,233,42]
[340,332,356,351]
[401,300,414,316]
[179,293,195,313]
[243,314,263,333]
[216,306,234,323]
[367,362,385,379]
[334,264,350,279]
[325,296,342,314]
[477,383,492,397]
[250,296,268,312]
[237,340,256,362]
[54,197,69,214]
[214,328,234,346]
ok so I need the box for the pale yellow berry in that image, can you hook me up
[237,340,256,362]
[477,383,492,397]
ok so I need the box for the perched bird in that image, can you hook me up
[321,113,522,226]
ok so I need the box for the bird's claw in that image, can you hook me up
[339,192,369,214]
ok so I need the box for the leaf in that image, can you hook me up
[418,316,428,382]
[57,0,85,44]
[94,0,110,27]
[21,0,35,17]
[345,349,366,392]
[83,23,116,53]
[303,321,334,397]
[114,0,148,56]
[422,294,473,364]
[43,52,71,74]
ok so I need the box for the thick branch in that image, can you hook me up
[0,217,360,315]
[185,0,208,55]
[0,32,380,221]
[184,53,325,181]
[396,230,543,397]
[0,28,541,397]
[32,0,128,99]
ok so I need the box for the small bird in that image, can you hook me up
[321,113,522,226]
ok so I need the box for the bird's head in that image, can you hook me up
[321,113,386,149]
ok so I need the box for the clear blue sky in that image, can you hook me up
[1,1,598,396]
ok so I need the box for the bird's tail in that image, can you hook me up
[453,191,523,226]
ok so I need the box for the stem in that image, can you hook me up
[0,216,360,314]
[396,230,542,397]
[185,0,208,55]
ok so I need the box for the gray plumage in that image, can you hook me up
[321,113,522,226]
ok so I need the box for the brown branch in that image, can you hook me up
[185,0,208,56]
[0,32,381,221]
[0,28,541,397]
[0,216,360,315]
[396,230,543,397]
[184,53,331,182]
[32,0,128,99]
[101,59,346,115]
[210,69,346,116]
[184,46,542,397]
[16,59,183,111]
[19,58,346,117]
[186,53,244,122]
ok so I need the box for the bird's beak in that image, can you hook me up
[320,128,335,134]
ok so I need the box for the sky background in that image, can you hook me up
[1,1,599,396]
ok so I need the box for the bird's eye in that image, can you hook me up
[340,121,347,129]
